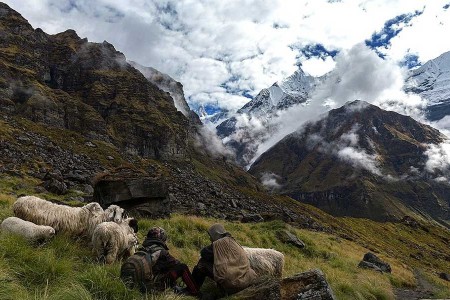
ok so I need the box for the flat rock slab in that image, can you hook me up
[93,167,170,218]
[359,252,391,273]
[276,229,306,249]
[281,269,336,300]
[227,269,335,300]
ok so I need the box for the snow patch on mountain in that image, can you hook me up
[405,51,450,120]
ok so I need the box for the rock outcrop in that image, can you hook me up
[93,167,169,218]
[358,252,391,273]
[0,2,190,161]
[276,230,306,249]
[230,269,336,300]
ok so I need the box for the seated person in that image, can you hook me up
[192,223,256,295]
[140,226,199,296]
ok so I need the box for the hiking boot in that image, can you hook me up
[173,285,201,297]
[173,285,184,294]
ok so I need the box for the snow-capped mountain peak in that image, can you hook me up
[405,50,450,121]
[236,67,317,117]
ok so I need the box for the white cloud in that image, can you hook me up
[260,172,281,189]
[336,146,381,176]
[194,126,235,158]
[5,0,450,112]
[425,142,450,175]
[305,125,384,176]
[301,56,336,77]
[246,43,426,166]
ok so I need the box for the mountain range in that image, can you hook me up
[1,4,449,298]
[1,1,449,227]
[217,50,450,166]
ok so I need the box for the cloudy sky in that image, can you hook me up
[5,0,450,113]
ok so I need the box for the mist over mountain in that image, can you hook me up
[249,100,450,225]
[217,44,426,167]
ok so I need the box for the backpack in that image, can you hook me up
[120,250,161,292]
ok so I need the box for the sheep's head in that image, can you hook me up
[105,205,125,223]
[84,202,104,215]
[40,227,55,240]
[47,227,56,238]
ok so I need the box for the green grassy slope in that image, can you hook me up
[0,192,449,300]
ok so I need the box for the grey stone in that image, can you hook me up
[358,261,383,272]
[93,167,170,218]
[439,272,450,281]
[241,213,264,223]
[359,252,391,273]
[276,230,306,249]
[229,276,281,300]
[85,141,96,148]
[281,269,336,300]
[42,178,68,195]
[228,269,336,300]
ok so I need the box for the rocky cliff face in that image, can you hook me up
[128,60,201,126]
[249,101,450,224]
[0,2,189,160]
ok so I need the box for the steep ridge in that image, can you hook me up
[128,60,201,126]
[250,100,450,225]
[0,3,188,160]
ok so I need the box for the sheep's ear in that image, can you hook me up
[151,250,161,263]
[128,218,138,233]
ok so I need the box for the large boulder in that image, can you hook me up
[276,230,306,249]
[358,252,391,273]
[281,269,336,300]
[228,269,336,300]
[229,277,281,300]
[93,166,169,218]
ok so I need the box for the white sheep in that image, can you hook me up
[12,196,127,237]
[1,216,55,242]
[243,247,285,278]
[92,217,139,264]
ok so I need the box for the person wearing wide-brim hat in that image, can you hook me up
[192,223,256,295]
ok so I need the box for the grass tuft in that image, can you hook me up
[0,191,448,299]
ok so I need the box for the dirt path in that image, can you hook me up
[394,269,436,300]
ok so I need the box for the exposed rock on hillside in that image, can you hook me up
[358,252,391,273]
[93,166,170,218]
[230,269,336,300]
[0,2,189,160]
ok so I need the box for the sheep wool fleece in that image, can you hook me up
[212,236,257,293]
